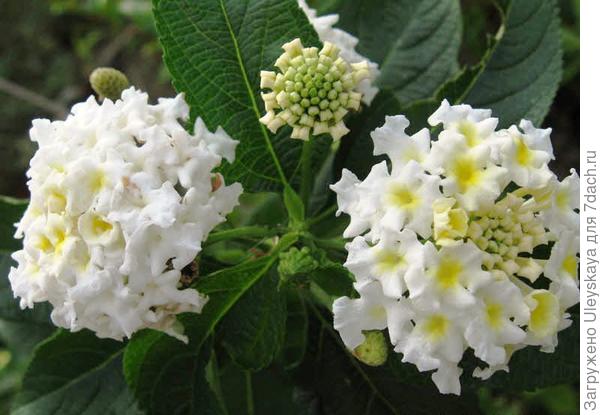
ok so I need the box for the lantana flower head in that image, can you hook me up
[331,99,580,394]
[9,88,243,342]
[259,38,370,141]
[297,0,380,105]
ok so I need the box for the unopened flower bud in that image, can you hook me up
[352,331,388,366]
[89,67,130,101]
[259,38,369,141]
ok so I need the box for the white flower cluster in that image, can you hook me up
[331,100,580,394]
[9,88,243,342]
[298,0,380,105]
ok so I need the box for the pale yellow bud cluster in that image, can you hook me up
[467,193,548,281]
[259,38,370,141]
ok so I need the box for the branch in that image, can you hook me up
[0,77,67,118]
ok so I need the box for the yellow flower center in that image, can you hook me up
[449,156,482,192]
[50,228,67,255]
[529,291,559,338]
[36,235,53,253]
[424,314,449,341]
[388,185,420,210]
[91,216,113,236]
[36,225,67,255]
[375,249,405,274]
[458,121,480,147]
[515,137,533,166]
[435,258,462,289]
[562,255,578,279]
[368,305,387,320]
[486,303,503,329]
[448,209,468,233]
[89,170,106,193]
[48,189,67,213]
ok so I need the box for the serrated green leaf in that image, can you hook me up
[464,0,562,127]
[409,0,562,129]
[152,0,324,192]
[219,268,286,371]
[124,245,295,415]
[333,0,462,105]
[337,0,562,179]
[12,330,142,415]
[0,197,27,254]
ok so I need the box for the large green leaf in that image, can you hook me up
[219,268,286,371]
[407,0,563,129]
[0,197,27,253]
[12,330,141,415]
[337,0,562,179]
[124,237,296,415]
[464,0,562,127]
[152,0,323,192]
[280,289,308,370]
[332,0,462,105]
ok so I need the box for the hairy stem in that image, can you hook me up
[205,226,278,244]
[300,140,313,207]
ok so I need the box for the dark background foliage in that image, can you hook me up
[0,0,579,414]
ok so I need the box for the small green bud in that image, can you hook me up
[89,67,130,101]
[277,246,319,286]
[352,331,388,367]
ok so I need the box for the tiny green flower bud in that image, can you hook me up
[259,38,370,141]
[89,67,129,101]
[277,246,319,285]
[352,331,388,367]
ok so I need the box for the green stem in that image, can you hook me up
[206,351,229,415]
[307,204,338,227]
[312,237,347,251]
[300,140,313,207]
[206,226,278,244]
[245,371,254,415]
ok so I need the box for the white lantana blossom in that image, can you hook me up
[9,88,243,342]
[297,0,379,105]
[331,100,579,394]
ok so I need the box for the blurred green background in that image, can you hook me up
[0,0,579,413]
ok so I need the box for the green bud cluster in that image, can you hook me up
[467,192,548,281]
[259,38,370,141]
[352,331,388,367]
[277,246,319,285]
[89,67,130,101]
